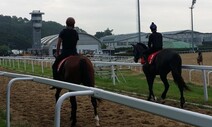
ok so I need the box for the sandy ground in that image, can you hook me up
[180,52,212,85]
[0,52,212,127]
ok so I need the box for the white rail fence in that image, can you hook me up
[1,57,212,85]
[0,71,212,127]
[0,57,212,101]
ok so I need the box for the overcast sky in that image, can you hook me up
[0,0,211,35]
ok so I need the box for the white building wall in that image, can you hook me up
[77,45,101,54]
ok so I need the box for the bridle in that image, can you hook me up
[133,44,145,63]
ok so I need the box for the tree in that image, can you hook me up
[94,28,113,39]
[0,45,11,56]
[101,43,107,49]
[0,14,87,51]
[75,27,87,33]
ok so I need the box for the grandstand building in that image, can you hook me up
[41,32,102,56]
[41,30,212,56]
[100,30,212,50]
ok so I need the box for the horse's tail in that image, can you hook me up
[79,58,102,103]
[79,58,93,87]
[170,56,189,91]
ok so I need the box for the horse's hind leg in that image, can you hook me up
[178,85,185,108]
[160,74,170,103]
[55,88,62,102]
[70,96,77,126]
[91,97,100,126]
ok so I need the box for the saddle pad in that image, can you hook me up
[57,56,74,72]
[141,51,160,64]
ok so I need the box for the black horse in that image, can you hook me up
[54,55,100,126]
[132,43,189,108]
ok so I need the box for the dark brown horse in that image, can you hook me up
[54,55,100,126]
[132,43,189,108]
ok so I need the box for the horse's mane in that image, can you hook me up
[137,43,148,50]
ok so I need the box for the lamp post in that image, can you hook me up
[137,0,141,43]
[190,0,196,52]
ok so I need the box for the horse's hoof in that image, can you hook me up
[95,115,100,126]
[71,124,77,127]
[154,96,157,101]
[180,104,184,109]
[71,121,77,127]
[49,86,56,90]
[160,99,165,104]
[148,96,157,102]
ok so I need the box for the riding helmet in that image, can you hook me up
[150,22,157,30]
[66,17,75,26]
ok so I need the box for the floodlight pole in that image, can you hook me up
[190,6,194,52]
[137,0,141,43]
[190,0,196,52]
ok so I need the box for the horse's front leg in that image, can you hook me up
[91,97,100,126]
[55,88,62,102]
[146,75,156,101]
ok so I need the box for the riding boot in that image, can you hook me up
[53,69,59,80]
[50,67,59,90]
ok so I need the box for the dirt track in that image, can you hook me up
[0,52,212,127]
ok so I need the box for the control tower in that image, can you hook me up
[29,10,44,52]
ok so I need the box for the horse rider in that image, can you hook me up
[143,22,163,64]
[197,51,203,65]
[52,17,79,83]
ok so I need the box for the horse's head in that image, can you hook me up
[132,43,148,63]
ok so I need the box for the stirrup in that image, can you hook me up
[143,56,149,65]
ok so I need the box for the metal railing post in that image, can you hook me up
[207,71,212,86]
[111,65,116,85]
[202,70,208,101]
[6,77,33,127]
[54,90,94,127]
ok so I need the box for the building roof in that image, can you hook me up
[100,31,198,49]
[41,32,102,48]
[100,32,147,43]
[162,30,202,35]
[163,40,192,49]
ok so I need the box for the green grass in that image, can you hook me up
[0,107,6,127]
[95,69,212,105]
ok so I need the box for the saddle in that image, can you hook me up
[141,51,160,64]
[57,55,74,72]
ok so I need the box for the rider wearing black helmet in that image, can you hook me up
[143,22,163,64]
[52,17,79,82]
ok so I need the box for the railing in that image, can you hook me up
[0,71,212,127]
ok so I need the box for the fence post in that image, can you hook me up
[41,61,44,74]
[207,71,212,86]
[111,65,116,85]
[17,59,20,69]
[31,60,34,73]
[24,59,26,71]
[202,70,208,101]
[12,59,15,68]
[189,69,195,82]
